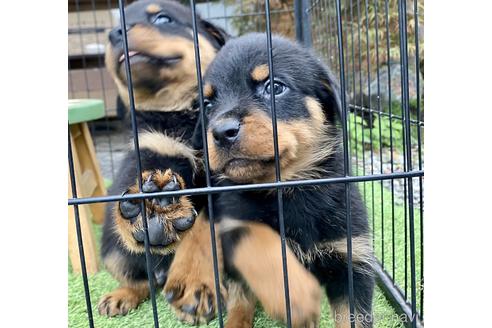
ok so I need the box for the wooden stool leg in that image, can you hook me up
[70,123,107,224]
[68,200,99,274]
[68,131,99,274]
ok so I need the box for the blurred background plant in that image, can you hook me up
[225,0,296,37]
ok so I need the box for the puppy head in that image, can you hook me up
[199,33,342,184]
[105,0,228,112]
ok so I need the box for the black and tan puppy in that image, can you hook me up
[98,0,228,319]
[189,33,375,327]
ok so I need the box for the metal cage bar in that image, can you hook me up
[188,0,225,325]
[116,0,160,326]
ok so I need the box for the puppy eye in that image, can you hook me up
[153,13,172,25]
[203,99,213,111]
[264,81,286,96]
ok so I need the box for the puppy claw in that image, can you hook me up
[119,191,141,219]
[142,179,159,193]
[163,176,180,191]
[132,229,146,243]
[165,290,176,302]
[172,215,196,231]
[181,303,198,315]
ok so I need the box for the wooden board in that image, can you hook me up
[68,68,119,117]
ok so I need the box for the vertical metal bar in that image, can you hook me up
[318,0,329,62]
[383,0,397,282]
[349,0,359,172]
[326,0,336,69]
[301,0,312,48]
[265,0,292,326]
[342,1,353,163]
[335,1,356,327]
[68,128,95,328]
[355,0,366,201]
[294,0,303,43]
[413,0,424,318]
[397,0,417,326]
[188,1,224,326]
[396,3,409,301]
[373,0,385,268]
[116,1,159,326]
[362,0,375,252]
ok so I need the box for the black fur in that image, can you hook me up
[200,33,375,326]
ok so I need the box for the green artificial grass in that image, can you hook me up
[69,170,420,327]
[69,269,402,328]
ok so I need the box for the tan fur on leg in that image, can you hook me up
[229,221,321,328]
[331,299,369,328]
[225,282,256,328]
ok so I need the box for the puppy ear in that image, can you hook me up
[316,68,344,125]
[201,19,229,48]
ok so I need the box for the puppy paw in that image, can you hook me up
[163,269,227,325]
[163,214,227,325]
[115,169,197,254]
[97,287,147,317]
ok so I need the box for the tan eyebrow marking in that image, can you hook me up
[146,4,162,14]
[203,84,214,98]
[251,64,270,81]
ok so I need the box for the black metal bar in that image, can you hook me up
[294,0,303,43]
[349,104,424,126]
[117,1,159,326]
[301,0,312,48]
[374,261,423,328]
[382,0,397,282]
[397,0,418,326]
[372,0,385,269]
[355,0,367,203]
[189,1,225,326]
[68,27,109,34]
[334,1,356,327]
[264,0,292,325]
[69,171,424,205]
[68,128,95,328]
[348,0,359,172]
[413,0,424,318]
[362,0,376,253]
[205,8,293,21]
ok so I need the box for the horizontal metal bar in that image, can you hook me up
[206,8,294,21]
[374,261,423,328]
[69,170,424,205]
[68,27,109,34]
[349,104,424,127]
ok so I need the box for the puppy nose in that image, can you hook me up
[108,27,123,46]
[212,119,240,147]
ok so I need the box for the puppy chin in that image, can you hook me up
[223,160,274,183]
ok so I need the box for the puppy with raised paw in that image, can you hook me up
[98,0,228,318]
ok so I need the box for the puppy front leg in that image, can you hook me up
[221,220,321,328]
[164,211,227,325]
